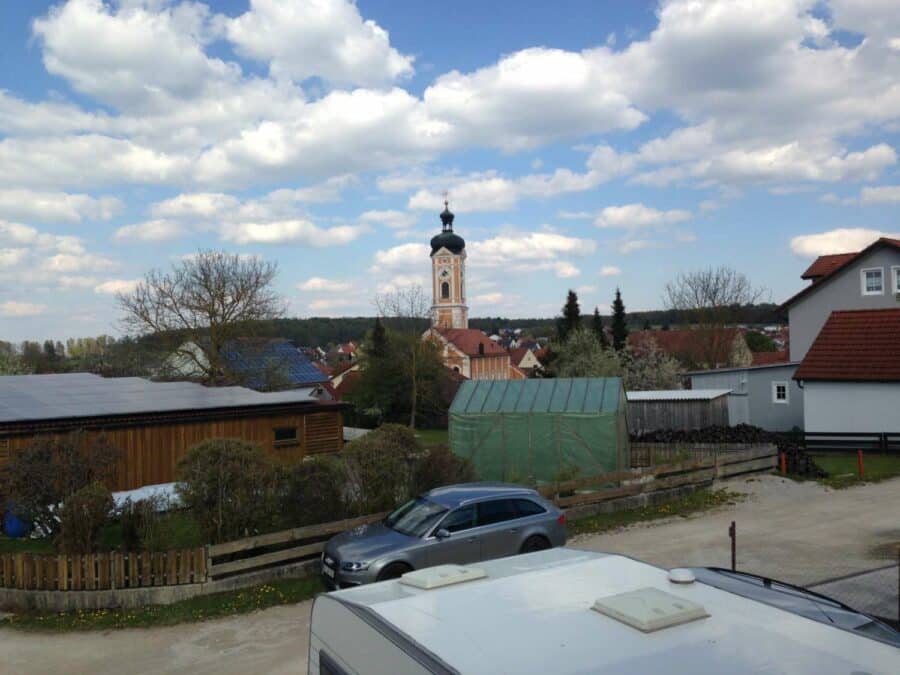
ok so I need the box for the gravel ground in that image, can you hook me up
[2,474,898,675]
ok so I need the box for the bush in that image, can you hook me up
[341,424,419,515]
[410,445,477,495]
[57,482,114,553]
[175,439,280,544]
[281,456,350,527]
[6,431,120,536]
[119,494,169,552]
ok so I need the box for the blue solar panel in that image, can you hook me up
[219,339,328,390]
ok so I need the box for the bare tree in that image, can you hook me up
[663,266,766,369]
[373,285,443,428]
[118,250,285,385]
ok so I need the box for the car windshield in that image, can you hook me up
[691,567,900,648]
[384,497,448,538]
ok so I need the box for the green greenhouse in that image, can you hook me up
[449,378,630,484]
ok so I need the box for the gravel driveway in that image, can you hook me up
[2,475,897,675]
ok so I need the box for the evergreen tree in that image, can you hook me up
[642,319,651,331]
[591,307,609,348]
[370,317,388,358]
[556,290,581,341]
[611,288,629,351]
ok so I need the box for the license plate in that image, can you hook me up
[323,566,335,579]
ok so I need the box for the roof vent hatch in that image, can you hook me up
[592,587,709,633]
[400,564,487,590]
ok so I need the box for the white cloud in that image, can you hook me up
[151,192,239,219]
[471,292,504,305]
[860,185,900,204]
[595,203,692,229]
[0,248,29,267]
[373,243,430,270]
[0,189,120,223]
[226,0,414,87]
[41,252,115,273]
[298,277,353,293]
[115,219,188,242]
[360,210,418,231]
[377,274,427,294]
[0,301,47,317]
[94,279,139,295]
[307,297,358,312]
[790,228,900,257]
[220,219,369,246]
[600,265,621,277]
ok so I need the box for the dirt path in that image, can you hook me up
[2,475,897,675]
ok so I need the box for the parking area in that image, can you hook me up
[2,475,898,675]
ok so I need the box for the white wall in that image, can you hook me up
[803,381,900,433]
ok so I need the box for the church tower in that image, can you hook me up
[430,202,468,329]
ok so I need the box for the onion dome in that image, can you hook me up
[430,201,465,255]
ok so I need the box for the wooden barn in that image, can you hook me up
[0,373,345,491]
[625,389,731,435]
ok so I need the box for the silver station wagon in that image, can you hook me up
[321,483,567,589]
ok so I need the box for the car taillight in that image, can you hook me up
[557,513,567,526]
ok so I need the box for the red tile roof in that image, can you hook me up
[437,328,508,357]
[629,328,741,368]
[508,347,532,365]
[782,237,900,309]
[794,309,900,382]
[751,350,790,366]
[801,253,857,280]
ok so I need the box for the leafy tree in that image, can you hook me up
[411,446,478,495]
[611,288,629,351]
[621,339,683,390]
[6,432,121,536]
[340,425,418,514]
[281,456,350,527]
[175,439,281,543]
[119,250,285,385]
[744,330,777,352]
[556,290,581,341]
[552,328,623,378]
[369,317,388,358]
[591,307,609,348]
[0,342,29,374]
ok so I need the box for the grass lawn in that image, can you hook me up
[0,576,325,633]
[812,453,900,488]
[415,428,448,447]
[567,488,744,537]
[0,535,56,555]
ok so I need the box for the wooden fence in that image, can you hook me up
[207,512,388,579]
[0,548,206,591]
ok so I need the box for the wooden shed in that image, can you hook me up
[0,373,345,491]
[626,389,731,435]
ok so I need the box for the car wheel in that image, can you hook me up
[377,562,412,582]
[520,535,551,554]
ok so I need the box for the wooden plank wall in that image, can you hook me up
[0,548,207,590]
[626,397,729,435]
[0,408,343,492]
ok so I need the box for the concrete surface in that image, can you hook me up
[809,565,900,622]
[1,474,897,675]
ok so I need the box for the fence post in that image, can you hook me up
[729,521,736,572]
[857,449,865,479]
[779,452,787,475]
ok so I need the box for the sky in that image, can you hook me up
[0,0,898,343]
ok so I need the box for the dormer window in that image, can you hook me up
[861,267,884,295]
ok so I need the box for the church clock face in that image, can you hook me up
[439,268,451,280]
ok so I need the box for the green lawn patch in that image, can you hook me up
[0,576,325,633]
[0,535,56,555]
[812,453,900,489]
[568,487,744,537]
[415,428,448,447]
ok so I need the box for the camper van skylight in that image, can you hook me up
[592,587,710,633]
[400,564,487,590]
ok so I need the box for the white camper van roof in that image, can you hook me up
[325,549,899,675]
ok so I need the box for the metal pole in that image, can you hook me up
[729,521,736,571]
[857,449,865,479]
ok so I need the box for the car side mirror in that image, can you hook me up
[435,528,451,540]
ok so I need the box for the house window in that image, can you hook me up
[772,381,789,405]
[273,426,299,446]
[861,267,884,295]
[892,266,900,295]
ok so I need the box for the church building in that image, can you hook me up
[422,203,524,381]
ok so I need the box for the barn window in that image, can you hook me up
[441,281,450,299]
[0,438,9,461]
[772,382,789,404]
[273,426,299,446]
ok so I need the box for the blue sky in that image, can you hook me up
[0,0,898,342]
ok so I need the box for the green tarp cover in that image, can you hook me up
[449,378,629,483]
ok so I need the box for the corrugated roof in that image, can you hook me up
[626,389,731,401]
[793,308,900,382]
[450,378,623,414]
[0,373,317,425]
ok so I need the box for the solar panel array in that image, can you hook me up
[0,373,316,425]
